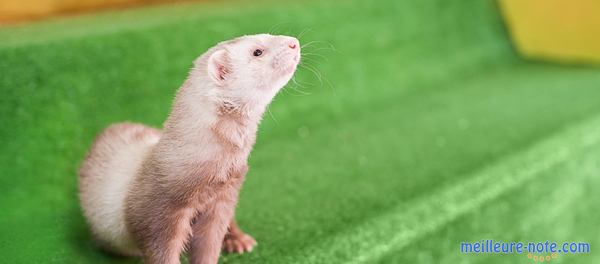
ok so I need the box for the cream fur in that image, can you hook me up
[79,123,160,255]
[78,34,300,263]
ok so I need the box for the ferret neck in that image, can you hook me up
[216,98,266,123]
[162,78,264,145]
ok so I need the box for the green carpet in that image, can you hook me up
[0,0,599,263]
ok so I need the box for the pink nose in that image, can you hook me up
[288,42,298,49]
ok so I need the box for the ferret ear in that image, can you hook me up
[207,49,231,86]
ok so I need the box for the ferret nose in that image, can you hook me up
[288,39,299,49]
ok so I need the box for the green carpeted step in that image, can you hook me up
[378,124,600,264]
[282,112,600,264]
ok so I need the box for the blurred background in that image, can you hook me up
[0,0,184,23]
[1,0,599,263]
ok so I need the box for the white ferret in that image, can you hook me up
[79,34,301,264]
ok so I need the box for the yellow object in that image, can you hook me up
[499,0,600,63]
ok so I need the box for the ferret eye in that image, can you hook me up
[253,49,263,57]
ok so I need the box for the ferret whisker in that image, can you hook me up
[300,41,321,49]
[293,74,317,87]
[301,40,337,52]
[300,52,326,56]
[300,54,328,62]
[287,86,312,96]
[289,77,312,95]
[268,22,292,35]
[317,41,337,52]
[282,76,311,96]
[298,59,321,68]
[301,45,338,55]
[268,24,278,35]
[293,88,312,96]
[322,74,336,94]
[301,63,335,93]
[298,60,319,72]
[298,57,319,67]
[299,64,324,87]
[290,76,301,88]
[303,48,336,54]
[292,85,312,95]
[299,61,321,74]
[300,62,333,93]
[283,85,310,97]
[296,28,313,40]
[266,106,278,124]
[291,75,303,87]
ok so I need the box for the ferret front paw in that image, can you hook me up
[222,232,257,254]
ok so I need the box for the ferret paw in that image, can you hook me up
[222,232,257,254]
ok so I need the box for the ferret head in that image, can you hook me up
[194,34,301,115]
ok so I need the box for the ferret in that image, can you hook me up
[78,34,301,264]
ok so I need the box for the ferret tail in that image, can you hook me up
[78,122,161,256]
